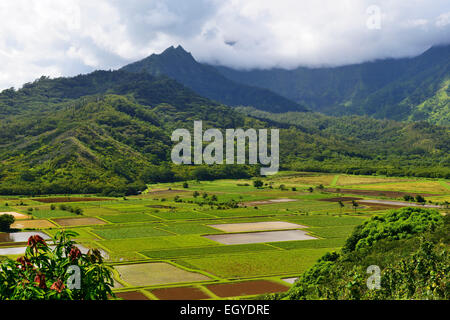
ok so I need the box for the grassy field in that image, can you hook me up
[0,172,448,299]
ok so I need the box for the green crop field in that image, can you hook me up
[1,173,448,300]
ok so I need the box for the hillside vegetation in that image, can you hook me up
[217,45,450,124]
[275,207,449,300]
[0,65,449,196]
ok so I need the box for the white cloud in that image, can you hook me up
[0,0,449,90]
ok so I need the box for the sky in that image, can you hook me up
[0,0,449,90]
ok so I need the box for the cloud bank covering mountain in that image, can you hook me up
[0,0,449,90]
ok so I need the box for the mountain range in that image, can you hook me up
[121,46,306,113]
[0,45,448,195]
[121,44,449,125]
[216,45,450,124]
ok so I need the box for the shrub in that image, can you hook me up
[415,195,426,204]
[343,207,443,252]
[0,214,15,232]
[253,180,263,188]
[0,231,115,300]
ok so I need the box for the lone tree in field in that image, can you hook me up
[0,231,115,300]
[253,180,263,188]
[415,195,426,204]
[338,201,345,213]
[403,194,414,202]
[351,200,359,213]
[0,214,15,232]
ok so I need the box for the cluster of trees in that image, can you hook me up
[343,207,443,252]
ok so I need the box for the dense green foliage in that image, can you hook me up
[343,207,443,252]
[278,208,448,300]
[121,45,305,113]
[0,215,15,232]
[0,68,257,195]
[0,231,115,300]
[0,51,448,195]
[217,45,450,123]
[239,107,450,178]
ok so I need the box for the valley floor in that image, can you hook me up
[0,172,448,300]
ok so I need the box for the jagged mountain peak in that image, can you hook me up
[121,46,306,113]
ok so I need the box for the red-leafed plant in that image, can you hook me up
[0,231,115,300]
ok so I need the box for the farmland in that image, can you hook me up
[0,173,448,300]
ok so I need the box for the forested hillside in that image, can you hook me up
[217,45,450,123]
[0,64,448,196]
[121,45,306,113]
[274,207,449,300]
[239,107,450,177]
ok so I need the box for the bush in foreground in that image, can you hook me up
[0,231,115,300]
[276,208,448,300]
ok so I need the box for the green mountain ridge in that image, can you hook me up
[215,45,450,123]
[0,56,449,196]
[121,45,307,113]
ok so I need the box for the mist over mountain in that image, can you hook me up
[118,44,449,124]
[215,45,450,124]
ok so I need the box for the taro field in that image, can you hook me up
[0,172,448,300]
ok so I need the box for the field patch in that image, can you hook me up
[271,174,335,186]
[32,197,112,203]
[12,219,56,229]
[141,243,273,259]
[114,291,149,300]
[282,277,298,284]
[269,238,346,250]
[53,217,107,227]
[0,212,28,219]
[284,215,366,227]
[101,235,217,252]
[319,197,363,202]
[150,210,214,220]
[204,230,316,245]
[115,262,210,286]
[180,248,332,278]
[206,280,289,297]
[308,225,356,239]
[208,221,305,233]
[158,224,220,235]
[93,225,171,240]
[0,231,50,243]
[100,213,160,224]
[32,209,78,219]
[350,181,449,194]
[335,175,408,186]
[151,287,210,300]
[324,188,440,197]
[358,199,441,208]
[242,198,297,206]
